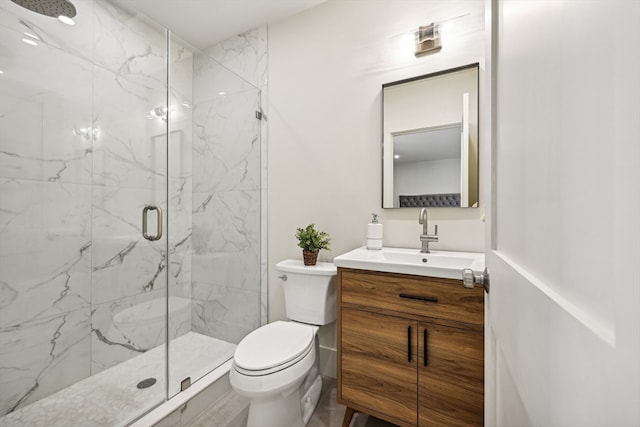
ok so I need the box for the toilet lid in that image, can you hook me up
[234,321,314,372]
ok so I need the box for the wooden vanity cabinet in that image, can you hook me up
[341,307,418,426]
[337,268,484,427]
[418,321,484,426]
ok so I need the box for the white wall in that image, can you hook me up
[268,0,485,357]
[394,158,461,204]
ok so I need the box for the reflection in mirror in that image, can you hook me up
[393,124,462,207]
[382,64,478,208]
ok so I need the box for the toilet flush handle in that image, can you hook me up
[278,274,287,282]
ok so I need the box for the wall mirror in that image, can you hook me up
[382,63,479,208]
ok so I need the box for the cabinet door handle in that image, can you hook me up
[399,293,438,303]
[424,328,429,366]
[407,326,412,363]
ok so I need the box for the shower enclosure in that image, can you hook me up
[0,0,264,425]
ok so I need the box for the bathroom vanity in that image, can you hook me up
[334,247,485,427]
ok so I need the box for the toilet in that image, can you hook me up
[229,259,337,427]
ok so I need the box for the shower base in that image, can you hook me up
[0,332,236,427]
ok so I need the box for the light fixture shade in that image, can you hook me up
[415,23,442,56]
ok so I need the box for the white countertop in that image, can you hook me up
[333,246,485,280]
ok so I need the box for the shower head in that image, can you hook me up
[10,0,77,18]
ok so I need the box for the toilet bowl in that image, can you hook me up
[229,260,336,427]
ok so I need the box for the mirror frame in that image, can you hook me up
[382,63,479,209]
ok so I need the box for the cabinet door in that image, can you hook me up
[418,322,484,426]
[341,307,418,427]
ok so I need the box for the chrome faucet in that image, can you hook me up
[418,208,438,253]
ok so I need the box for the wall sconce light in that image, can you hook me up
[415,23,442,56]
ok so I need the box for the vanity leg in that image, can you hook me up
[342,406,356,427]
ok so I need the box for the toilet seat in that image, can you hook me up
[233,321,315,376]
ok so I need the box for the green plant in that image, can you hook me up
[295,224,331,253]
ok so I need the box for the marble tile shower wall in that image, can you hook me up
[0,0,192,415]
[204,26,269,327]
[189,27,265,344]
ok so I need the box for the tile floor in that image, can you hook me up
[308,378,399,427]
[186,377,398,427]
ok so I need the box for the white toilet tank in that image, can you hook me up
[276,260,337,325]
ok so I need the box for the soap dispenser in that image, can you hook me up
[366,213,383,250]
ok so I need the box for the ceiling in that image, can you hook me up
[122,0,327,49]
[394,125,462,164]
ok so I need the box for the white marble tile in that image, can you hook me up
[192,92,261,193]
[0,0,98,59]
[0,0,167,92]
[0,332,235,427]
[191,190,260,255]
[169,236,193,300]
[0,265,91,329]
[190,252,236,289]
[190,251,256,293]
[192,53,256,105]
[168,118,195,182]
[90,290,167,373]
[0,0,172,187]
[169,40,195,111]
[204,28,261,87]
[91,68,167,190]
[91,237,165,304]
[169,296,192,341]
[0,180,92,327]
[0,7,93,100]
[257,25,268,87]
[90,184,168,304]
[191,286,260,344]
[0,179,91,236]
[92,1,166,89]
[190,27,265,333]
[0,308,91,415]
[167,132,193,242]
[0,38,93,185]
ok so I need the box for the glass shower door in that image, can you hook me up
[0,0,170,425]
[86,7,170,424]
[166,33,263,397]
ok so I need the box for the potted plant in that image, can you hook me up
[295,223,331,266]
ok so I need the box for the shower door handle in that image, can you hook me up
[142,205,163,241]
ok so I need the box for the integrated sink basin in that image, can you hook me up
[333,246,484,280]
